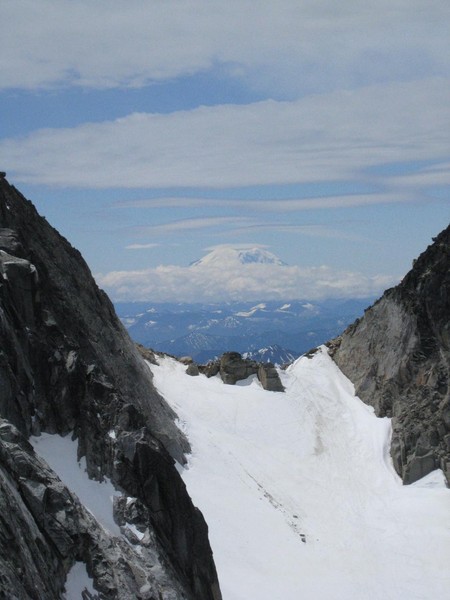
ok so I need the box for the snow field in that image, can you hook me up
[151,348,450,600]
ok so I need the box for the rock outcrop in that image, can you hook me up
[331,225,449,484]
[0,419,192,600]
[257,363,285,392]
[198,351,284,391]
[219,352,259,385]
[0,178,221,599]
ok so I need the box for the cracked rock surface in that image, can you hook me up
[331,225,450,485]
[0,178,221,599]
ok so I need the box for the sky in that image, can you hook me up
[0,1,449,302]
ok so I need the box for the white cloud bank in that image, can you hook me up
[96,259,397,303]
[1,1,448,92]
[1,79,448,189]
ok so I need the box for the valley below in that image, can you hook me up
[116,298,373,364]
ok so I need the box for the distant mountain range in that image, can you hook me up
[115,297,375,363]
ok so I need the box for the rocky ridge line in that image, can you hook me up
[0,178,221,599]
[178,351,285,391]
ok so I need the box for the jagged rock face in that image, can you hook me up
[0,420,191,600]
[332,225,450,484]
[0,179,221,599]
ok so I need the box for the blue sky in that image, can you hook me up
[1,1,449,302]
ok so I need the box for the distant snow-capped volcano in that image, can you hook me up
[190,246,287,267]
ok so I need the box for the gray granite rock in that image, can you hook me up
[198,351,284,391]
[257,363,285,392]
[186,363,200,376]
[331,225,450,485]
[220,351,259,384]
[0,178,221,599]
[0,419,193,599]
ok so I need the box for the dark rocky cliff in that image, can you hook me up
[331,224,450,485]
[0,177,221,599]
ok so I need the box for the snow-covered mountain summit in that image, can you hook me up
[190,245,287,268]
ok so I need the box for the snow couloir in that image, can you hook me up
[149,347,450,600]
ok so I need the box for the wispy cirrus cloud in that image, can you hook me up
[132,217,253,235]
[1,79,448,189]
[2,1,448,93]
[228,224,365,241]
[389,162,450,189]
[125,243,160,251]
[115,198,216,209]
[125,222,361,250]
[114,192,414,212]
